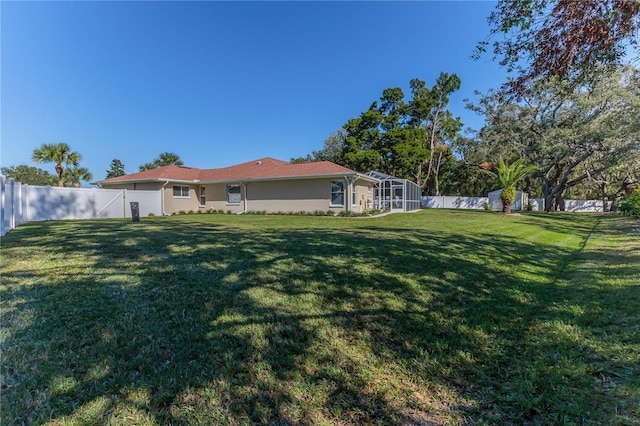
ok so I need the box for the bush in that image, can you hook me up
[618,188,640,218]
[500,186,516,207]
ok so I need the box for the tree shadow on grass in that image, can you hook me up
[1,216,638,424]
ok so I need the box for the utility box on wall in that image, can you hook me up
[130,202,140,222]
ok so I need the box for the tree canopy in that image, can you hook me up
[32,143,81,187]
[1,165,58,186]
[476,0,640,93]
[106,159,126,179]
[341,73,462,195]
[464,66,640,211]
[63,166,93,188]
[139,152,183,171]
[291,129,348,165]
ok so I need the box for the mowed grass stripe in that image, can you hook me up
[1,210,637,425]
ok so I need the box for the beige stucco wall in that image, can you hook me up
[242,179,335,213]
[352,180,375,213]
[197,183,244,213]
[163,185,200,213]
[243,178,375,213]
[103,177,376,215]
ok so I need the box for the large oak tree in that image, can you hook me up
[466,66,640,211]
[476,0,640,93]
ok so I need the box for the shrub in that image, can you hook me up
[618,188,640,218]
[178,210,187,215]
[500,186,516,211]
[148,213,156,217]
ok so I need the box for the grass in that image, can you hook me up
[1,210,639,425]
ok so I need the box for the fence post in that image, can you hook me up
[9,178,15,231]
[0,176,5,236]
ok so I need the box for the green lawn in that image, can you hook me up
[1,210,638,425]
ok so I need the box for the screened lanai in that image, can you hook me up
[365,171,422,212]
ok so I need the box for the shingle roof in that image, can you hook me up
[95,157,367,185]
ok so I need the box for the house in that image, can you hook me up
[94,158,379,215]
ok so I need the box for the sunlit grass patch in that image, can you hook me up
[1,211,638,424]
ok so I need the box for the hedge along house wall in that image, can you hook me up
[0,176,162,236]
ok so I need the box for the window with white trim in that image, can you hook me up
[173,185,190,198]
[199,187,206,206]
[330,180,345,207]
[227,184,241,204]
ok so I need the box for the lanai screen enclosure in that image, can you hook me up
[366,171,422,213]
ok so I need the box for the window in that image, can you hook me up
[173,185,190,198]
[227,184,241,204]
[330,180,345,207]
[199,187,206,206]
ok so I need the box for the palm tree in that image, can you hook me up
[139,152,183,171]
[156,152,183,167]
[32,143,81,187]
[63,166,93,188]
[482,157,537,213]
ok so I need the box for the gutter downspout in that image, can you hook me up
[345,175,359,213]
[344,175,350,213]
[352,175,360,213]
[161,180,169,216]
[238,181,248,214]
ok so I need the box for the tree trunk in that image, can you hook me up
[557,187,567,211]
[56,164,64,187]
[600,182,608,213]
[433,150,443,196]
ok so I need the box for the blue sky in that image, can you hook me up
[1,1,509,183]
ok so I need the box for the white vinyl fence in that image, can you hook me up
[422,195,609,212]
[564,199,612,212]
[1,176,162,236]
[422,196,489,209]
